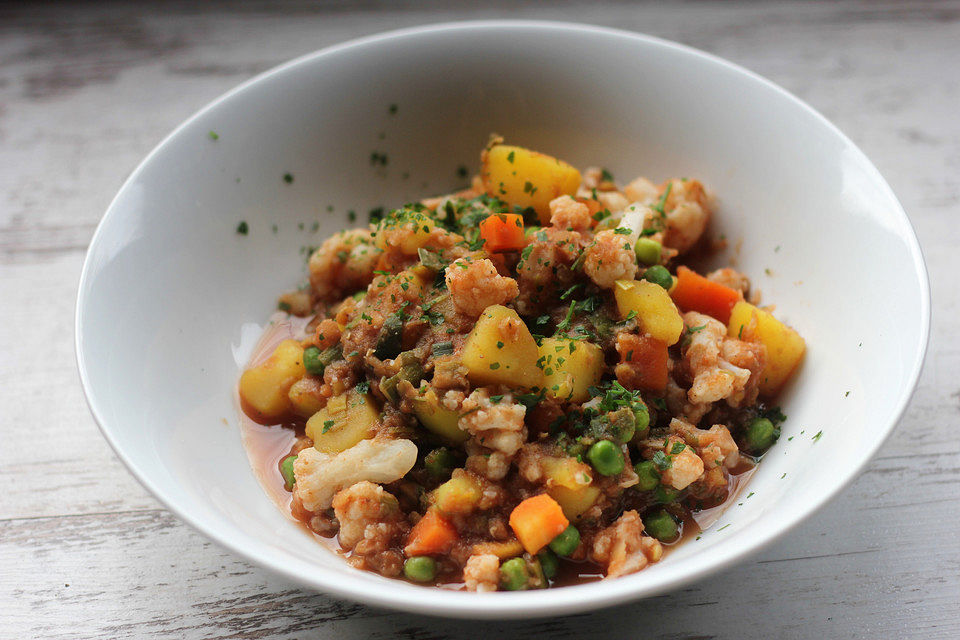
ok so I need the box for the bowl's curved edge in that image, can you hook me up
[75,19,931,619]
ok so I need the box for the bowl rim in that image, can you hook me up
[76,19,931,619]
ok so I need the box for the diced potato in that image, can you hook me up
[462,305,542,388]
[239,339,305,420]
[547,484,602,522]
[472,540,524,559]
[373,208,437,254]
[431,471,482,515]
[728,301,805,396]
[538,337,603,403]
[481,144,581,225]
[288,377,326,417]
[305,389,380,453]
[541,456,599,521]
[412,387,468,444]
[541,456,593,489]
[614,279,684,345]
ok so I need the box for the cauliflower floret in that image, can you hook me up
[308,229,381,301]
[660,179,711,255]
[458,389,527,457]
[682,312,764,409]
[463,554,500,592]
[445,257,519,318]
[293,438,417,512]
[658,436,705,490]
[582,229,638,289]
[707,267,750,295]
[670,418,741,470]
[549,195,592,231]
[623,176,659,203]
[331,481,403,550]
[591,510,663,578]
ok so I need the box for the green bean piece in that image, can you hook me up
[378,353,424,402]
[374,312,404,360]
[537,549,559,580]
[424,447,457,478]
[403,556,437,583]
[643,510,680,542]
[548,525,581,557]
[746,417,778,452]
[587,439,625,476]
[643,265,673,290]
[305,344,343,378]
[633,461,660,492]
[634,238,662,265]
[280,455,297,490]
[499,557,530,591]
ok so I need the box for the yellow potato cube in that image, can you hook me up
[432,471,482,515]
[412,386,468,444]
[238,339,305,420]
[547,485,602,521]
[373,208,437,254]
[481,144,581,225]
[287,377,326,417]
[728,301,805,396]
[462,305,542,388]
[614,279,684,345]
[538,337,603,403]
[305,389,380,453]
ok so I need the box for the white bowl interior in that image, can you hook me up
[77,22,928,618]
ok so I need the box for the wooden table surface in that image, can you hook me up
[2,1,958,638]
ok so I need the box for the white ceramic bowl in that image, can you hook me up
[76,21,929,618]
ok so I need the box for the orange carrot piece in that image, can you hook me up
[404,509,458,556]
[509,494,569,555]
[623,335,669,392]
[479,213,526,252]
[670,266,742,324]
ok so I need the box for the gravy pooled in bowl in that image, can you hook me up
[238,140,805,591]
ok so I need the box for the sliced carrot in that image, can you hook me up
[509,494,569,555]
[670,266,742,324]
[621,335,669,392]
[404,508,458,556]
[479,213,526,252]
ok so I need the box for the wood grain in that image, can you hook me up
[1,1,958,637]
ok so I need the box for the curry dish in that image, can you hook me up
[238,140,805,591]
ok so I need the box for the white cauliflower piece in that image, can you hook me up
[293,438,417,512]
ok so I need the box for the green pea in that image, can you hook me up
[303,346,325,376]
[746,417,778,451]
[548,524,580,557]
[633,460,660,492]
[280,455,297,490]
[632,402,650,439]
[643,510,680,542]
[634,238,662,265]
[403,556,437,583]
[643,265,673,290]
[587,440,625,476]
[537,549,559,580]
[654,485,680,504]
[607,408,636,444]
[499,557,530,591]
[424,447,457,477]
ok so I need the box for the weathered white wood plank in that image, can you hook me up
[1,1,958,638]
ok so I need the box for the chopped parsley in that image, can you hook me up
[208,130,219,141]
[652,450,673,471]
[236,221,249,235]
[283,173,294,184]
[321,419,335,434]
